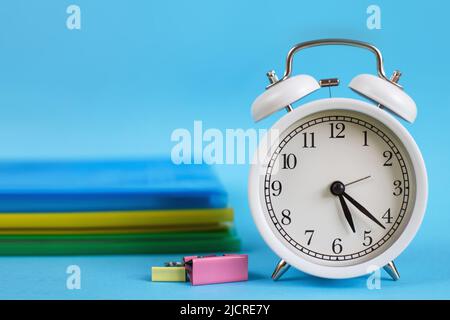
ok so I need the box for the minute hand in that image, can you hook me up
[342,192,386,230]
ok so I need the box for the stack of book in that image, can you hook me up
[0,159,239,255]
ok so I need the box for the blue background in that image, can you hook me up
[0,0,449,299]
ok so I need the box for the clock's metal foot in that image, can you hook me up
[271,259,291,281]
[383,260,400,281]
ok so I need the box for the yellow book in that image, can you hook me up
[0,223,231,235]
[0,208,233,230]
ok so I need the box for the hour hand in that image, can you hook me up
[330,181,356,233]
[338,194,356,233]
[342,192,386,230]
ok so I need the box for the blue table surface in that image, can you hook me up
[1,0,450,299]
[0,166,449,299]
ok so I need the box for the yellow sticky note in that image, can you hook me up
[151,267,186,282]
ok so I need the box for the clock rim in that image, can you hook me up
[248,97,428,279]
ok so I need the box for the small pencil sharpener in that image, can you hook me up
[183,254,248,285]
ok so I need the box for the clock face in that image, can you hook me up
[261,109,416,267]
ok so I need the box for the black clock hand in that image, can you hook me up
[330,181,356,233]
[342,192,386,230]
[338,194,356,233]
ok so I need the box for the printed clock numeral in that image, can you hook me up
[332,238,343,254]
[329,123,345,138]
[363,230,373,247]
[281,209,291,225]
[281,153,297,169]
[393,180,403,196]
[383,151,393,166]
[302,132,316,148]
[382,208,393,224]
[271,180,282,196]
[304,230,315,246]
[363,130,369,146]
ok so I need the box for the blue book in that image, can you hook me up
[0,159,227,212]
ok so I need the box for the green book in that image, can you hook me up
[0,230,240,255]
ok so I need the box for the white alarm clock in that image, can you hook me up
[248,39,428,280]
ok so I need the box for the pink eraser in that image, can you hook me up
[183,254,248,286]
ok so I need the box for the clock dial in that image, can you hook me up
[262,110,416,266]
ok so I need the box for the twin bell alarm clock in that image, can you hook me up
[248,39,428,280]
